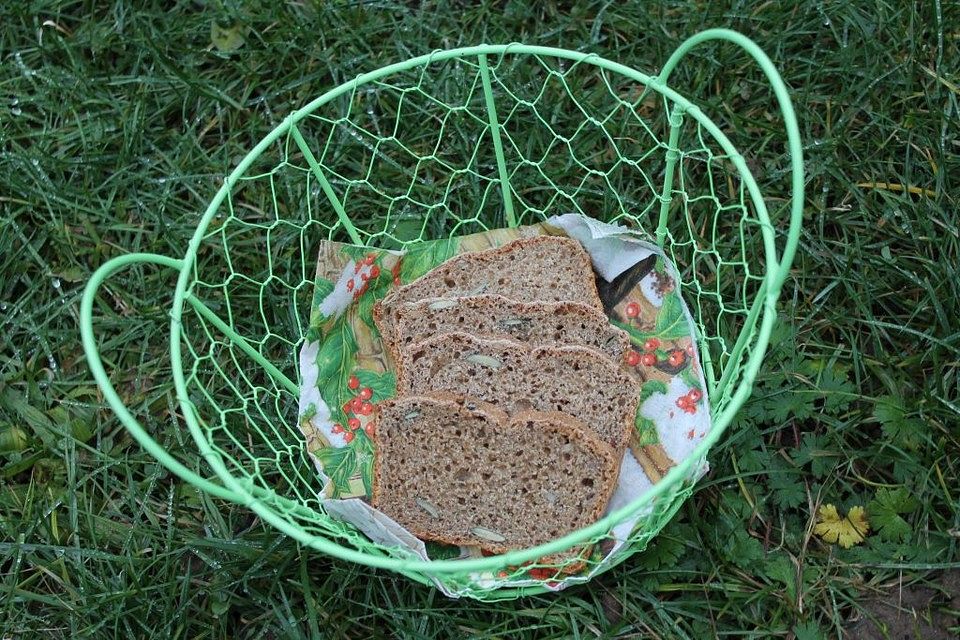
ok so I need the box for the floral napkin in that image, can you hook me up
[297,214,711,595]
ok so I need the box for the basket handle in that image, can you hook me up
[657,28,804,288]
[80,252,244,504]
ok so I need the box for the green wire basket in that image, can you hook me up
[81,29,803,600]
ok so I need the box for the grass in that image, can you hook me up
[1,0,958,637]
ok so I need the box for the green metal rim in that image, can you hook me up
[82,29,804,579]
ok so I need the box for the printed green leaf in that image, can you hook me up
[679,366,702,392]
[312,277,335,311]
[357,437,375,497]
[639,379,668,403]
[314,318,357,384]
[634,413,659,446]
[354,370,396,403]
[356,274,392,334]
[399,238,459,283]
[339,245,374,261]
[610,318,645,341]
[315,318,358,424]
[306,277,336,341]
[314,445,358,499]
[654,291,689,340]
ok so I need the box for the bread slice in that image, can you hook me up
[396,332,639,452]
[394,294,630,362]
[371,393,619,561]
[374,236,602,349]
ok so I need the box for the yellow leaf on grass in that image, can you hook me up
[814,504,870,548]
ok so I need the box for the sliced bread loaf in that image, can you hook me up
[396,332,639,452]
[374,236,602,349]
[393,294,631,362]
[371,393,619,559]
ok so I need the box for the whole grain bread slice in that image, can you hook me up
[396,332,639,452]
[371,392,619,562]
[374,236,602,350]
[393,294,630,363]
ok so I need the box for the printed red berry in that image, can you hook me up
[364,423,375,437]
[343,431,355,443]
[342,401,352,414]
[359,402,374,416]
[667,350,686,367]
[348,375,360,389]
[348,417,361,431]
[331,423,344,434]
[360,271,370,282]
[393,277,401,286]
[625,350,641,366]
[676,396,690,410]
[346,279,354,292]
[350,397,363,412]
[625,302,640,318]
[644,338,660,352]
[688,389,703,403]
[359,282,368,295]
[687,429,695,439]
[640,353,657,366]
[354,262,362,274]
[370,265,381,278]
[527,567,554,581]
[363,254,375,266]
[359,387,373,401]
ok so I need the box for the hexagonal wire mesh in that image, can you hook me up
[82,32,802,600]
